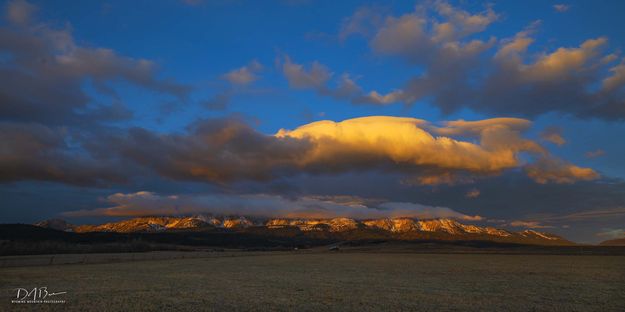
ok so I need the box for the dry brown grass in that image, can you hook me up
[1,252,624,311]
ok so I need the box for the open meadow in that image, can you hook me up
[1,251,624,311]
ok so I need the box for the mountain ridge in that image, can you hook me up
[34,216,572,246]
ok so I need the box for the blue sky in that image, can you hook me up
[2,0,625,243]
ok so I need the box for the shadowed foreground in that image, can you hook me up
[1,252,624,311]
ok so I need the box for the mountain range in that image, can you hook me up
[34,216,573,246]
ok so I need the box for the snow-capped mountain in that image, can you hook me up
[34,216,570,245]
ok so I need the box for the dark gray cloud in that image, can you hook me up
[106,117,313,183]
[0,122,128,185]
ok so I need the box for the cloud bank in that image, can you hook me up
[1,115,599,188]
[64,191,482,221]
[103,116,596,185]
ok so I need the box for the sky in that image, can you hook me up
[1,0,625,243]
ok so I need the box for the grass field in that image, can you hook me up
[1,252,624,311]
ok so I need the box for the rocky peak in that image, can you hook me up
[222,216,253,229]
[417,218,464,234]
[328,218,359,232]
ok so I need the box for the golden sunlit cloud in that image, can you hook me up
[275,116,594,185]
[278,116,525,173]
[540,126,566,146]
[524,158,599,184]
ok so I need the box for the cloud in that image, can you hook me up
[0,112,598,187]
[585,149,606,158]
[602,59,625,92]
[508,220,553,229]
[339,6,385,41]
[433,1,498,39]
[0,122,127,185]
[368,1,497,61]
[553,4,570,13]
[222,60,263,85]
[540,126,566,146]
[281,56,331,89]
[100,116,596,186]
[465,188,480,198]
[596,228,625,239]
[334,1,625,120]
[355,90,405,105]
[5,0,36,25]
[335,1,496,107]
[276,116,536,175]
[280,56,407,105]
[542,207,625,222]
[261,169,625,243]
[279,56,410,105]
[431,117,533,136]
[524,157,599,184]
[0,0,190,126]
[63,191,481,221]
[108,117,312,183]
[0,0,192,185]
